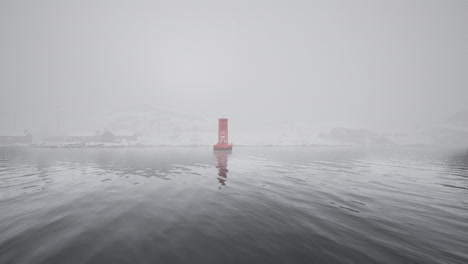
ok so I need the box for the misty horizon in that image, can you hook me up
[1,0,467,140]
[1,1,468,264]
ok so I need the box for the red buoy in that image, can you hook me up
[213,118,232,151]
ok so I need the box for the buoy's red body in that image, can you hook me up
[213,118,232,151]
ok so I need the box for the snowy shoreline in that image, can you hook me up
[0,143,441,149]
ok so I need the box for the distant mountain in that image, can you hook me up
[316,111,468,147]
[319,128,395,146]
[22,105,468,147]
[94,104,215,145]
[423,111,468,146]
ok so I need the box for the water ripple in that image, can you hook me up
[0,147,467,263]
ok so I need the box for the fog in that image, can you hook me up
[1,0,467,145]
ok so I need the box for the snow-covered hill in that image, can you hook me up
[7,104,468,147]
[92,105,215,145]
[423,111,468,146]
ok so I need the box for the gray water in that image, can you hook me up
[0,147,467,264]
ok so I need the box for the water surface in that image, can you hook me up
[0,147,467,263]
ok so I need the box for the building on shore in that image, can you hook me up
[0,131,33,145]
[42,130,139,144]
[101,130,138,143]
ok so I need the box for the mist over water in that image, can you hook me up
[1,0,468,142]
[1,147,467,263]
[1,1,468,263]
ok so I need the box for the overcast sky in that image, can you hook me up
[1,0,467,132]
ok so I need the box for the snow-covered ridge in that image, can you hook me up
[2,105,468,147]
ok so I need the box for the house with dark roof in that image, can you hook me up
[0,131,32,145]
[101,130,137,143]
